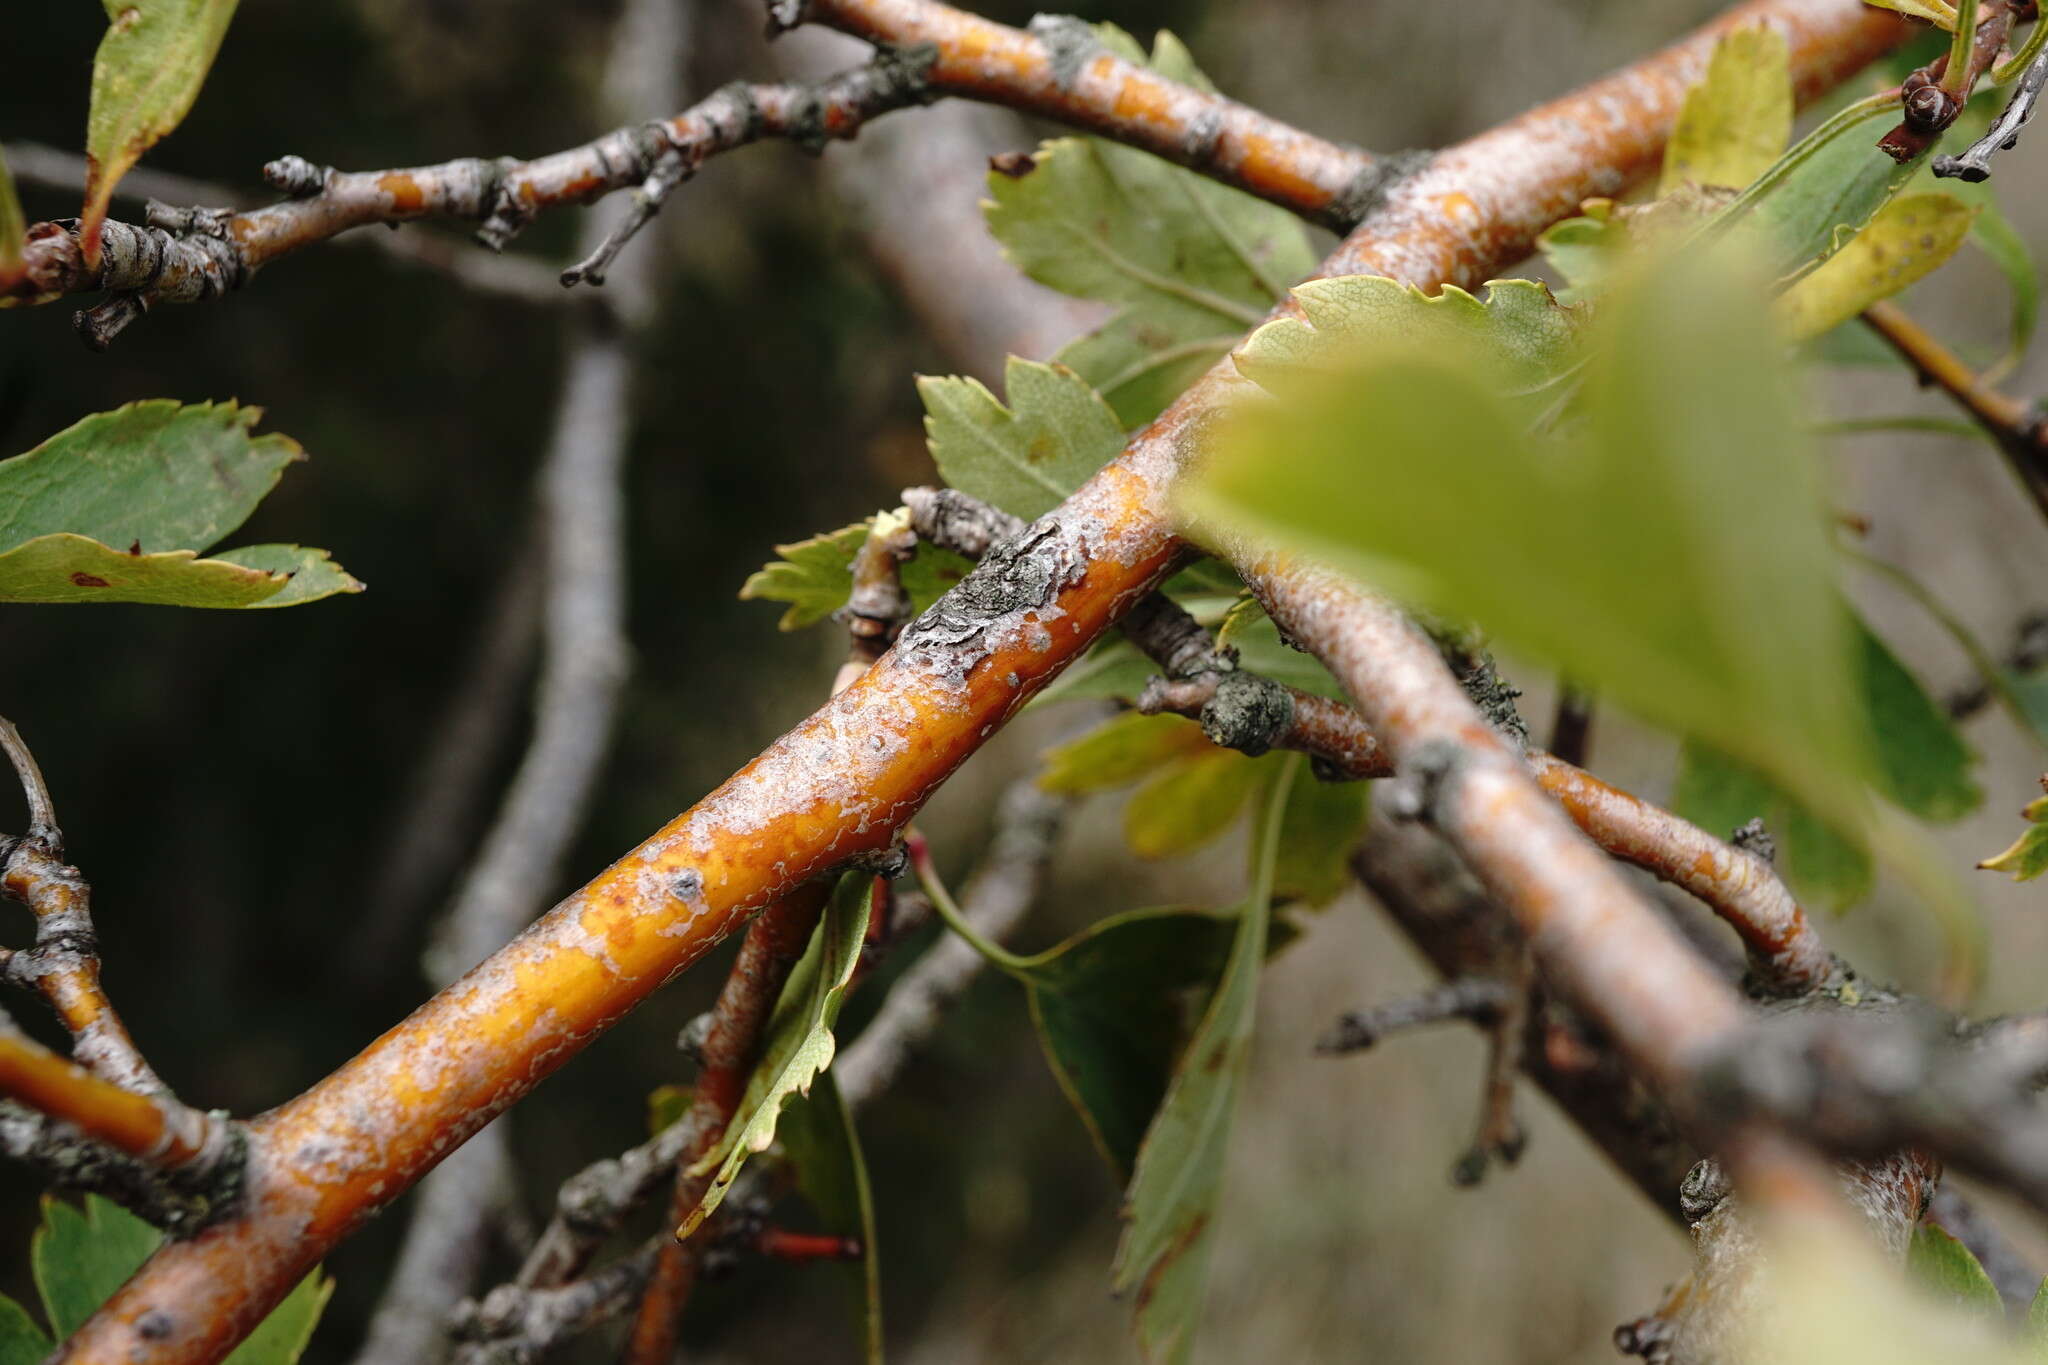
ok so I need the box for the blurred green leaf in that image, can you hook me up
[1660,26,1792,196]
[83,0,241,258]
[1113,756,1298,1364]
[682,871,873,1238]
[0,401,302,555]
[918,359,1126,521]
[1270,768,1370,906]
[1233,276,1584,403]
[1981,787,2048,882]
[2027,1275,2048,1351]
[1030,637,1160,707]
[1192,249,1870,837]
[1778,193,1977,341]
[1908,1222,2004,1320]
[1967,203,2039,379]
[1214,599,1345,699]
[1864,0,1958,25]
[0,1294,48,1365]
[646,1084,692,1136]
[983,26,1315,427]
[1123,749,1260,859]
[780,1072,882,1364]
[31,1195,329,1361]
[739,519,972,630]
[1859,615,1981,823]
[1038,711,1211,794]
[1673,740,1872,910]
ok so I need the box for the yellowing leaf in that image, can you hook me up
[919,359,1127,521]
[1661,27,1793,196]
[681,872,873,1238]
[1123,748,1259,859]
[1981,786,2048,882]
[1862,0,1960,28]
[1780,193,1978,340]
[83,0,242,265]
[0,534,296,608]
[1038,711,1213,794]
[779,1074,882,1365]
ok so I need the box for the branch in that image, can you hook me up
[50,6,1910,1360]
[1,141,576,311]
[910,487,1836,996]
[1861,299,2048,519]
[1934,18,2048,178]
[800,0,1390,231]
[0,1020,225,1175]
[351,1,685,1355]
[7,49,949,339]
[0,718,164,1094]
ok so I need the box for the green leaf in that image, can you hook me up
[646,1084,692,1136]
[0,401,358,609]
[0,1294,49,1365]
[1029,637,1161,707]
[0,146,24,293]
[681,871,874,1238]
[1981,789,2048,882]
[919,359,1127,521]
[1858,614,1981,823]
[1660,26,1793,196]
[1778,193,1977,341]
[739,519,972,630]
[1715,94,1923,281]
[34,1195,164,1338]
[1021,907,1243,1183]
[0,534,295,607]
[0,401,302,555]
[206,544,364,608]
[1907,1222,2003,1320]
[1123,749,1260,859]
[1673,741,1873,910]
[226,1269,334,1365]
[780,1072,882,1365]
[1233,276,1585,402]
[983,26,1315,427]
[83,0,242,259]
[1113,756,1299,1364]
[30,1195,330,1361]
[1270,768,1370,906]
[1038,711,1212,794]
[1967,203,2039,380]
[1214,600,1344,701]
[2026,1275,2048,1352]
[1192,248,1870,838]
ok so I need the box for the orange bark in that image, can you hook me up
[53,3,1905,1360]
[0,1031,218,1169]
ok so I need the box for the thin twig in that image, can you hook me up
[2,141,578,311]
[1861,299,2048,519]
[0,1018,223,1173]
[1317,977,1514,1054]
[1934,41,2048,179]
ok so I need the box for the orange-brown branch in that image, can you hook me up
[1861,299,2048,518]
[805,0,1382,227]
[53,4,1906,1361]
[0,1029,221,1170]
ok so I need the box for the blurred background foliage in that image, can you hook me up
[2,1,2045,1360]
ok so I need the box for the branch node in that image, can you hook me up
[261,155,330,198]
[1728,817,1776,865]
[1194,671,1294,757]
[560,147,692,288]
[73,293,150,352]
[1320,148,1433,233]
